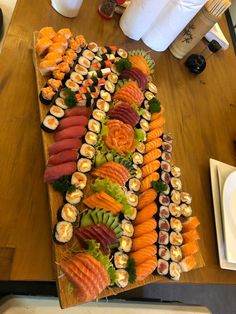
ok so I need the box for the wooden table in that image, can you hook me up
[0,0,236,285]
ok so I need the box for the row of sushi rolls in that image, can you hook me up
[36,26,201,303]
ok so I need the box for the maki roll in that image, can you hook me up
[170,231,183,246]
[171,190,181,205]
[170,245,182,262]
[170,218,182,232]
[78,56,91,68]
[136,142,146,154]
[159,193,170,206]
[41,115,59,132]
[55,97,68,110]
[74,64,88,76]
[108,73,118,84]
[140,118,150,132]
[171,178,182,191]
[169,262,181,281]
[66,188,83,205]
[49,105,65,119]
[147,82,157,94]
[115,269,129,288]
[169,203,181,218]
[88,42,99,53]
[65,79,79,92]
[71,172,87,190]
[157,259,169,276]
[161,151,172,162]
[121,219,134,237]
[162,184,170,196]
[92,109,106,122]
[124,207,137,221]
[39,86,55,105]
[83,93,94,105]
[143,100,149,110]
[105,81,115,93]
[59,89,69,99]
[180,204,192,217]
[159,206,170,219]
[101,68,111,77]
[133,165,142,179]
[88,119,101,133]
[96,99,110,112]
[145,91,155,101]
[162,133,173,144]
[82,49,95,61]
[126,191,138,207]
[114,252,129,269]
[159,245,170,261]
[111,63,120,75]
[158,231,169,245]
[58,203,78,223]
[117,48,128,58]
[171,166,181,178]
[54,221,73,244]
[162,142,172,153]
[119,236,132,253]
[133,152,144,165]
[158,218,170,232]
[100,90,111,102]
[181,192,192,204]
[161,171,171,184]
[161,161,171,172]
[141,109,151,121]
[85,131,98,146]
[70,72,83,84]
[77,158,92,173]
[128,178,141,192]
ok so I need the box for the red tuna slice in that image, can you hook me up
[47,149,78,166]
[59,261,89,302]
[113,102,140,121]
[64,106,91,118]
[54,125,87,141]
[57,115,88,131]
[75,227,108,249]
[130,67,148,89]
[109,111,136,127]
[110,105,139,126]
[92,225,113,247]
[44,161,76,182]
[48,138,82,156]
[96,223,117,243]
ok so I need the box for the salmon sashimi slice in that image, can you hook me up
[135,256,158,282]
[47,149,78,166]
[131,230,158,251]
[182,216,200,232]
[181,241,199,257]
[182,229,200,243]
[145,138,162,153]
[141,160,160,178]
[83,192,123,214]
[133,218,157,238]
[137,189,158,210]
[134,202,158,225]
[149,115,166,130]
[143,148,161,164]
[54,125,87,141]
[57,115,89,131]
[101,161,131,181]
[129,245,157,265]
[48,138,82,156]
[44,161,76,182]
[147,128,163,142]
[92,169,124,186]
[140,172,160,192]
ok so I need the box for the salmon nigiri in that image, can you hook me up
[180,255,197,272]
[141,160,160,178]
[181,241,199,257]
[134,202,158,225]
[137,188,157,210]
[135,256,157,282]
[140,172,160,192]
[182,216,200,232]
[134,218,157,238]
[131,230,158,251]
[145,138,162,153]
[147,127,163,142]
[182,229,200,243]
[143,148,161,164]
[129,245,157,265]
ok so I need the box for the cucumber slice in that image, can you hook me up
[97,210,104,223]
[102,211,110,224]
[106,214,116,227]
[91,209,99,224]
[113,225,122,235]
[80,210,93,228]
[110,217,120,230]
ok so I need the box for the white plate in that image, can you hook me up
[222,171,236,263]
[209,159,236,270]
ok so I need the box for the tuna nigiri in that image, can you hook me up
[44,161,76,182]
[54,125,87,141]
[48,138,82,156]
[57,116,88,131]
[48,149,78,166]
[64,106,91,118]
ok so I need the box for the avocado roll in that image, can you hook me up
[180,192,192,204]
[124,207,137,221]
[147,82,158,94]
[58,203,78,223]
[169,203,181,218]
[96,99,110,112]
[80,143,95,159]
[88,119,101,133]
[159,193,170,206]
[54,221,73,244]
[171,190,181,205]
[158,218,170,232]
[115,269,129,288]
[114,252,129,269]
[77,158,92,173]
[170,231,183,246]
[55,97,68,110]
[121,219,134,237]
[170,246,182,263]
[161,161,171,172]
[41,115,59,132]
[171,166,181,178]
[159,245,170,261]
[140,118,150,132]
[145,91,155,101]
[171,178,182,191]
[100,90,111,102]
[133,152,144,165]
[128,178,141,192]
[92,109,106,122]
[85,131,98,146]
[180,204,192,217]
[158,231,169,245]
[170,218,182,233]
[157,259,169,276]
[71,172,87,190]
[169,262,181,281]
[119,236,132,253]
[66,188,83,205]
[126,191,138,207]
[159,206,170,219]
[49,105,64,119]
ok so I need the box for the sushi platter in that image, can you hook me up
[33,27,205,309]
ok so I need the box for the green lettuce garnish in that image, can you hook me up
[151,180,168,192]
[92,178,133,216]
[126,259,136,283]
[52,175,76,195]
[87,240,116,285]
[134,127,146,145]
[149,98,161,113]
[61,88,77,108]
[114,58,132,72]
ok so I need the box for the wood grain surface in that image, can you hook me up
[0,0,236,288]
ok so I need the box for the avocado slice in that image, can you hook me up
[91,209,99,224]
[80,210,94,228]
[106,214,116,227]
[96,209,104,223]
[102,211,110,225]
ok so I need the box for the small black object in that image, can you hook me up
[0,8,3,40]
[208,40,222,53]
[185,54,206,74]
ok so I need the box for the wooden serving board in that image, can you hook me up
[32,32,205,309]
